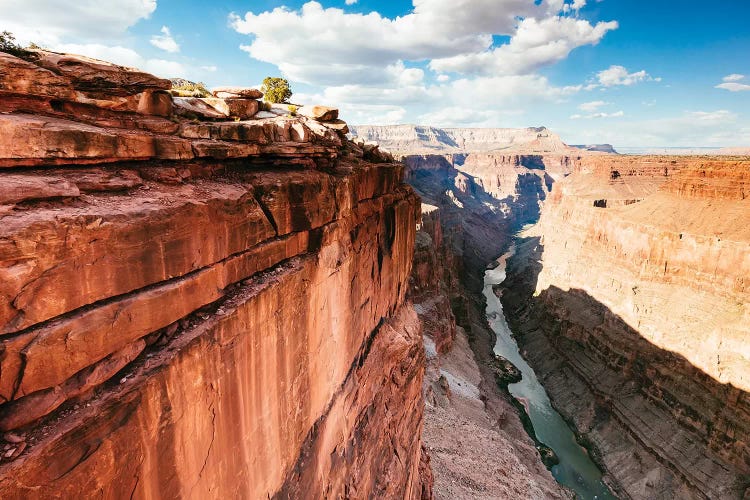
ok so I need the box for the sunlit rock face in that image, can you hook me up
[0,50,430,499]
[350,125,572,155]
[502,157,750,499]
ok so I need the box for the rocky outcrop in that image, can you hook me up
[501,157,750,499]
[0,50,428,498]
[570,144,618,154]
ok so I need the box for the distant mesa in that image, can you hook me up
[349,124,606,156]
[570,144,618,154]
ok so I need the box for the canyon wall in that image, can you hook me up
[501,157,750,498]
[0,51,429,498]
[405,152,579,498]
[351,125,572,155]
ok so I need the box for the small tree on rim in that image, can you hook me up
[0,31,36,60]
[261,77,293,104]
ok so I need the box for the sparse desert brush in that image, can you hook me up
[261,77,292,103]
[169,79,211,98]
[0,31,37,60]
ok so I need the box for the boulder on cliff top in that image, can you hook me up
[172,97,227,120]
[173,96,260,120]
[202,97,260,119]
[297,105,339,122]
[31,50,171,96]
[322,119,349,134]
[212,86,264,99]
[0,52,77,99]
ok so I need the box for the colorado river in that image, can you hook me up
[484,249,616,500]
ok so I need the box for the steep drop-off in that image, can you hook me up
[0,50,429,498]
[400,143,750,499]
[403,151,586,497]
[502,157,750,498]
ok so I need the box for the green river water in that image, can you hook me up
[483,250,617,500]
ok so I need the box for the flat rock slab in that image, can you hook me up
[212,87,263,99]
[0,176,80,205]
[298,105,339,122]
[32,51,171,96]
[0,53,76,100]
[0,113,194,167]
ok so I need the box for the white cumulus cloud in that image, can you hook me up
[596,65,656,87]
[716,74,750,92]
[578,100,609,112]
[723,74,745,82]
[0,0,156,46]
[230,0,617,85]
[429,16,617,76]
[150,26,180,53]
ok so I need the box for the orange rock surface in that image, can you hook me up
[502,157,750,498]
[0,50,429,498]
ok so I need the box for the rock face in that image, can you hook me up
[501,157,750,499]
[0,50,429,498]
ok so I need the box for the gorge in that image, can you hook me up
[0,48,749,500]
[364,123,749,499]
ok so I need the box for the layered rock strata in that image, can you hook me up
[0,50,428,498]
[501,158,750,499]
[406,154,573,498]
[351,125,572,155]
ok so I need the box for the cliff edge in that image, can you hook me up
[0,50,429,498]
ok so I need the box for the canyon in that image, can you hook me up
[1,46,749,500]
[501,158,750,499]
[355,124,750,499]
[440,160,749,496]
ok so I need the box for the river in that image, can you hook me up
[484,249,616,500]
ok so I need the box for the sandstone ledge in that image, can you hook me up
[0,49,427,497]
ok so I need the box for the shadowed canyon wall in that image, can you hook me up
[0,51,430,498]
[501,158,750,499]
[396,144,750,499]
[404,152,580,498]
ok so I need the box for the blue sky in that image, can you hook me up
[2,0,748,147]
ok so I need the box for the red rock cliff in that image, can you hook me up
[0,50,429,498]
[502,157,750,499]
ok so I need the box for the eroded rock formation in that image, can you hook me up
[350,125,572,155]
[0,50,429,498]
[405,152,577,498]
[502,157,750,499]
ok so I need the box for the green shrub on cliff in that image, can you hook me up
[0,31,36,60]
[261,77,293,103]
[169,78,211,98]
